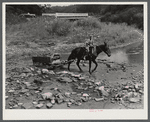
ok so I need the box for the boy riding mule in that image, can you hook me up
[68,42,111,74]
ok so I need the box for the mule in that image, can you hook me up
[68,42,111,74]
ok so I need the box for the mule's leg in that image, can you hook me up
[91,59,98,73]
[89,59,92,74]
[76,59,82,71]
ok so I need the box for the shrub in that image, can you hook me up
[74,17,101,29]
[46,19,72,36]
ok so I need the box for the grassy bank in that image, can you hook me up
[6,16,143,65]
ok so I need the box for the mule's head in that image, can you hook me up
[103,42,111,57]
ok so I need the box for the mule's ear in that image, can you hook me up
[104,42,107,46]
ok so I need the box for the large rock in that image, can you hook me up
[20,89,29,94]
[24,82,31,87]
[20,73,26,78]
[55,98,64,104]
[5,96,9,99]
[123,86,130,90]
[51,99,55,105]
[71,92,77,95]
[80,97,88,102]
[36,104,44,109]
[67,102,72,107]
[21,103,33,109]
[59,77,72,83]
[94,97,104,102]
[46,103,53,108]
[69,99,75,104]
[42,92,53,100]
[32,102,38,105]
[49,70,55,75]
[56,93,64,99]
[8,90,15,93]
[65,92,71,98]
[22,67,32,73]
[33,79,43,85]
[127,92,134,98]
[98,86,109,97]
[95,81,102,86]
[42,69,49,74]
[129,97,140,103]
[13,104,18,109]
[56,71,70,75]
[79,77,85,80]
[82,93,89,97]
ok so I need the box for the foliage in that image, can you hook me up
[74,17,101,29]
[46,19,72,36]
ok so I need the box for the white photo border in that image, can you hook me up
[2,2,148,120]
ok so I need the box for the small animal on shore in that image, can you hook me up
[68,42,111,74]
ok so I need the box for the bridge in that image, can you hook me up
[55,13,88,20]
[42,13,89,20]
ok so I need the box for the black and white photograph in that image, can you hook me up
[3,1,148,120]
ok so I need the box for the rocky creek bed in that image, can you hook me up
[5,59,144,109]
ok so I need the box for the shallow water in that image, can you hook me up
[61,41,144,65]
[99,41,143,65]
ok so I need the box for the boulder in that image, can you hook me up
[56,98,64,104]
[32,102,38,105]
[82,93,89,97]
[42,69,49,74]
[65,92,71,98]
[8,90,15,93]
[36,104,44,109]
[139,90,143,94]
[71,92,77,95]
[18,103,23,106]
[42,92,53,100]
[134,84,139,91]
[20,73,26,78]
[80,97,88,102]
[37,70,41,74]
[123,86,130,90]
[51,99,55,105]
[49,70,55,75]
[98,86,109,97]
[24,82,31,87]
[129,97,140,103]
[95,81,101,86]
[59,77,72,83]
[13,105,18,109]
[67,102,72,107]
[94,97,104,102]
[5,96,8,99]
[22,67,32,73]
[21,103,33,109]
[56,93,64,99]
[46,103,53,108]
[20,89,29,94]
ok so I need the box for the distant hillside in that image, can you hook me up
[49,5,143,29]
[6,5,43,25]
[6,4,143,29]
